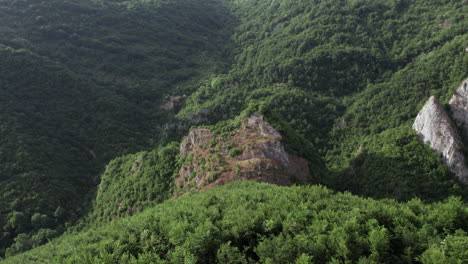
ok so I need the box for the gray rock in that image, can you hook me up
[247,112,282,138]
[261,141,291,170]
[449,79,468,137]
[160,95,185,111]
[413,96,468,184]
[179,128,213,155]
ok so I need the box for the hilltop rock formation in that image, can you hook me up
[449,79,468,137]
[413,95,468,184]
[175,113,311,194]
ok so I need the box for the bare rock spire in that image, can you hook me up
[413,96,468,184]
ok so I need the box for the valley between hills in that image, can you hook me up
[0,0,467,263]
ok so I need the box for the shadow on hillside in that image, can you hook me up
[322,151,467,202]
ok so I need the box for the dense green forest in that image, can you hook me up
[0,0,467,261]
[0,0,232,256]
[179,0,468,201]
[3,182,468,263]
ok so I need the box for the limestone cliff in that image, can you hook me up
[413,96,468,184]
[175,113,312,194]
[449,79,468,137]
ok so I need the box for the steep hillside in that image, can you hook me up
[85,108,324,224]
[1,0,467,260]
[179,0,468,200]
[91,143,179,222]
[0,0,233,256]
[181,0,467,119]
[2,182,467,264]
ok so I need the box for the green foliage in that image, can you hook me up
[325,127,467,201]
[177,0,468,202]
[228,147,244,157]
[5,229,57,258]
[30,214,51,230]
[217,242,247,264]
[323,33,468,200]
[418,231,468,264]
[181,0,466,118]
[0,0,232,255]
[2,182,467,263]
[1,0,468,259]
[244,102,327,181]
[91,142,180,222]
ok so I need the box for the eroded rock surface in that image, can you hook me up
[246,113,282,138]
[176,113,311,194]
[449,79,468,136]
[413,96,468,184]
[179,128,213,155]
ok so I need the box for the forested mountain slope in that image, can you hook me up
[0,0,232,256]
[0,0,467,261]
[180,0,468,199]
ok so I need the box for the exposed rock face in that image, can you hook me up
[160,95,185,111]
[449,79,468,136]
[130,154,144,175]
[413,96,468,184]
[176,113,311,194]
[179,128,213,155]
[246,112,282,138]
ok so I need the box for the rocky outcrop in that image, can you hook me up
[160,95,185,111]
[246,113,282,138]
[179,128,213,155]
[449,79,468,137]
[175,113,311,194]
[413,96,468,184]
